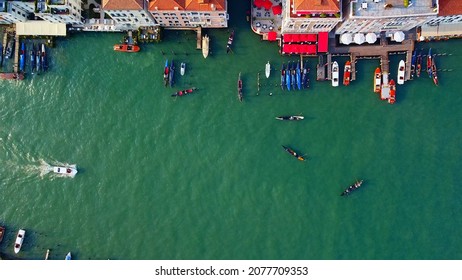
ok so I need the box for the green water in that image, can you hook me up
[1,2,462,260]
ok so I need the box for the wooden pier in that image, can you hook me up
[196,27,202,50]
[316,55,326,81]
[13,34,19,73]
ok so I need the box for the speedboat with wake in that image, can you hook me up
[341,180,364,196]
[276,116,304,121]
[52,165,78,177]
[14,229,26,254]
[171,87,197,97]
[282,145,305,161]
[331,61,339,87]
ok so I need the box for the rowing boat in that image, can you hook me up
[282,145,305,161]
[237,72,243,102]
[341,180,364,196]
[171,87,197,97]
[276,116,304,121]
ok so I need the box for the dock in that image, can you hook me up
[316,55,326,81]
[196,27,202,50]
[13,34,19,73]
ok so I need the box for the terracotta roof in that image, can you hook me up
[103,0,144,10]
[149,0,225,11]
[438,0,462,16]
[293,0,340,13]
[149,0,186,11]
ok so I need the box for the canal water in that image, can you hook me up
[1,2,462,260]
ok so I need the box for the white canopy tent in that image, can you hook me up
[340,33,352,45]
[354,33,365,44]
[366,33,377,44]
[16,22,67,36]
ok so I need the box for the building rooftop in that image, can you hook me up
[438,0,462,16]
[149,0,225,11]
[351,0,437,18]
[102,0,144,10]
[293,0,340,14]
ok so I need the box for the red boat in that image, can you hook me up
[113,44,140,53]
[237,72,243,102]
[374,67,381,93]
[171,87,197,97]
[0,72,24,80]
[431,55,438,86]
[388,79,396,104]
[343,61,351,86]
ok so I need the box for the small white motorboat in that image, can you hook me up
[331,61,339,87]
[65,252,72,260]
[52,165,78,177]
[265,61,271,78]
[180,62,185,76]
[202,35,209,59]
[397,60,405,85]
[14,229,25,254]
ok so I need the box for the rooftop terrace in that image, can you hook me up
[351,0,437,18]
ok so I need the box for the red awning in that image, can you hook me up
[302,34,317,42]
[292,34,301,42]
[317,32,329,53]
[272,4,282,15]
[301,44,317,54]
[268,31,277,41]
[263,0,273,11]
[282,44,291,53]
[283,34,292,43]
[253,0,264,8]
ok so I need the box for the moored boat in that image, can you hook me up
[296,61,302,90]
[282,145,305,161]
[341,180,364,196]
[113,43,140,53]
[331,61,339,87]
[286,62,291,91]
[431,55,438,86]
[1,72,24,80]
[343,61,351,86]
[290,63,296,90]
[276,115,304,121]
[388,79,396,104]
[280,63,286,91]
[163,59,169,87]
[202,35,210,58]
[41,44,48,71]
[416,51,422,78]
[52,165,78,177]
[226,30,234,54]
[0,225,5,244]
[180,62,186,76]
[169,60,175,87]
[265,61,271,78]
[19,42,25,72]
[374,67,381,93]
[65,252,72,260]
[397,60,405,85]
[410,50,416,79]
[171,87,197,97]
[30,44,35,74]
[237,72,243,102]
[427,48,432,78]
[5,37,14,59]
[14,229,25,254]
[302,63,309,89]
[36,47,41,73]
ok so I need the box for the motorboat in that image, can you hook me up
[410,50,416,79]
[374,67,381,93]
[427,48,432,78]
[416,51,422,78]
[52,165,78,177]
[280,64,286,91]
[282,145,305,161]
[331,61,339,87]
[296,61,302,90]
[431,55,438,86]
[226,30,234,54]
[163,59,169,87]
[171,87,197,97]
[0,73,25,80]
[113,43,140,53]
[301,63,309,89]
[276,116,304,121]
[237,72,243,102]
[285,62,291,91]
[341,180,364,196]
[202,35,210,58]
[388,79,396,104]
[180,62,185,76]
[14,229,26,254]
[19,42,25,72]
[5,37,14,59]
[265,61,271,78]
[343,61,351,86]
[169,60,175,87]
[0,225,5,244]
[65,252,72,260]
[41,44,48,71]
[30,44,35,74]
[397,60,405,85]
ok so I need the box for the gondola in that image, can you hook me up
[275,116,304,121]
[169,60,175,87]
[416,51,422,78]
[431,55,438,86]
[280,63,286,91]
[171,87,197,97]
[341,180,364,196]
[237,72,243,102]
[282,145,305,161]
[163,59,169,87]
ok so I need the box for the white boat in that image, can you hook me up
[202,35,209,59]
[180,62,185,76]
[397,60,405,85]
[65,252,72,260]
[265,61,271,78]
[52,165,78,177]
[14,229,25,254]
[331,61,339,87]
